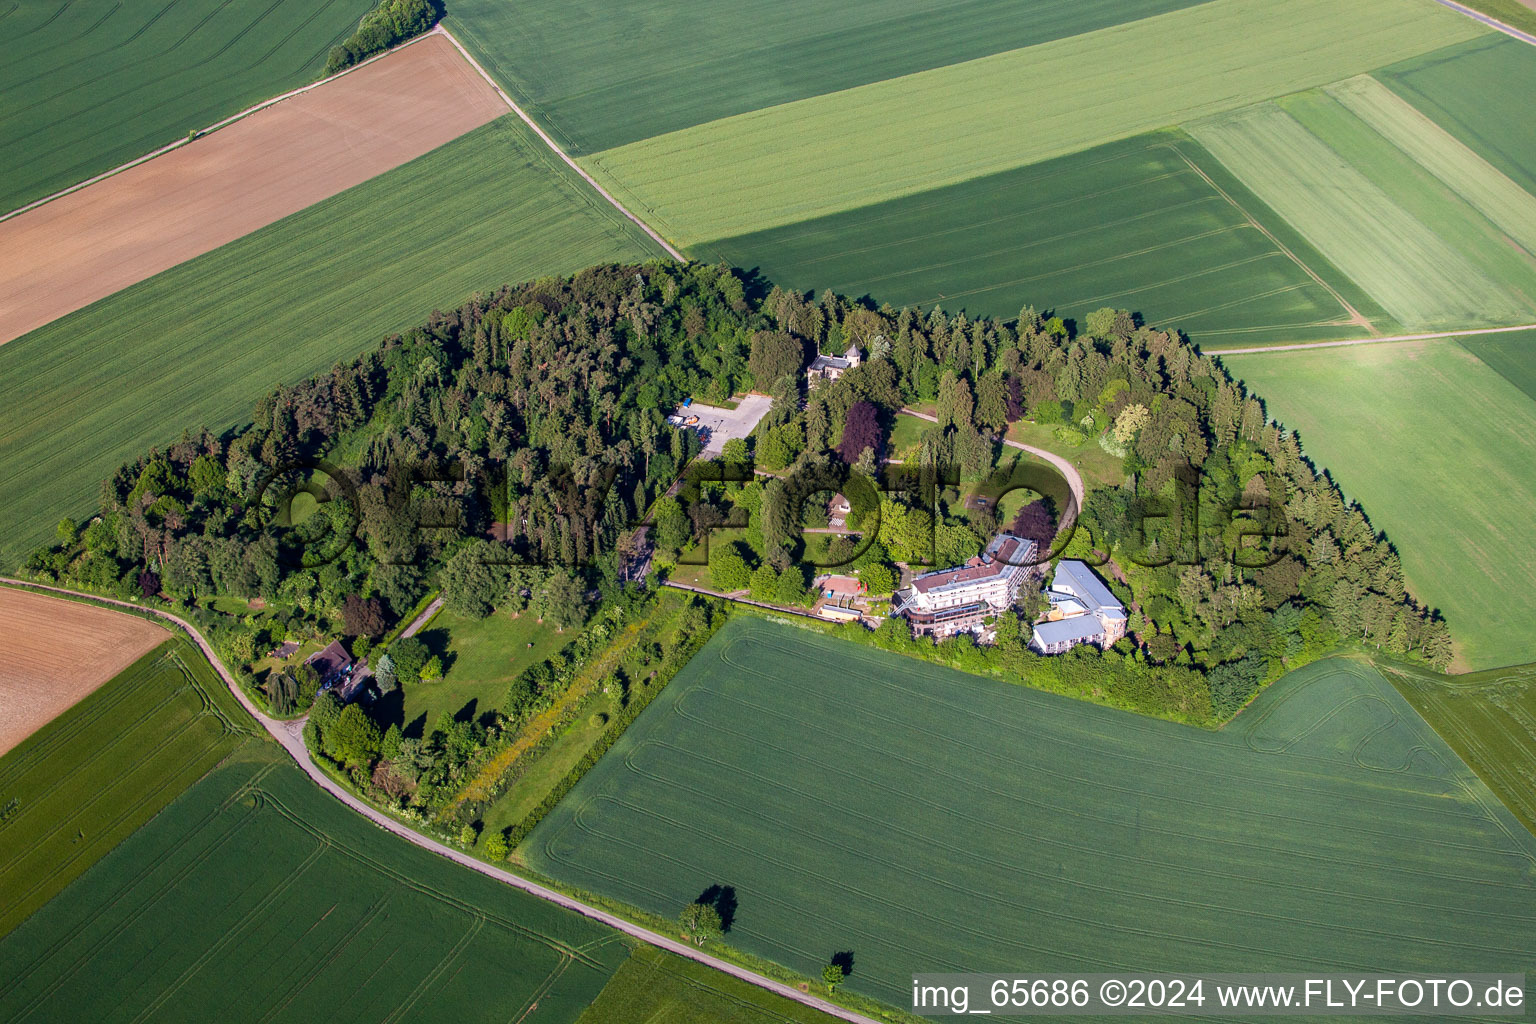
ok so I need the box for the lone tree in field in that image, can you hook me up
[823,962,844,991]
[679,901,722,947]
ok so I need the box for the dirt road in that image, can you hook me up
[899,407,1085,524]
[0,578,880,1024]
[1206,321,1536,355]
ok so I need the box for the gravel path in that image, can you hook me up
[899,408,1085,524]
[432,26,685,262]
[1206,321,1536,355]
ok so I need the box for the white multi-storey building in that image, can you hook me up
[893,534,1039,639]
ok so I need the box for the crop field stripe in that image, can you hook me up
[1223,341,1536,670]
[1325,75,1536,259]
[0,755,625,1021]
[1378,35,1536,198]
[1188,98,1529,330]
[577,0,1485,246]
[0,115,663,570]
[699,132,1378,347]
[0,0,377,213]
[445,0,1215,156]
[529,620,1536,1005]
[0,639,249,936]
[1276,86,1536,313]
[1458,327,1536,402]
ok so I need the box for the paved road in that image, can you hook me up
[0,577,882,1024]
[1207,321,1536,356]
[899,408,1085,524]
[399,595,444,639]
[1433,0,1536,46]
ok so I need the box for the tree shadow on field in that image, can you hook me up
[831,950,855,977]
[404,712,428,740]
[695,884,738,932]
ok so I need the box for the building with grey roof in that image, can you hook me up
[1030,560,1128,654]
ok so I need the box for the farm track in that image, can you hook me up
[1435,0,1536,45]
[1207,321,1536,354]
[430,25,684,262]
[0,578,883,1024]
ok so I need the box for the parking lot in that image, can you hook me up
[673,394,772,456]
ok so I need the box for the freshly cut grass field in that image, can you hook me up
[1459,328,1536,402]
[1329,75,1536,260]
[0,638,250,937]
[528,619,1536,1009]
[702,133,1384,348]
[0,748,627,1023]
[1223,341,1536,671]
[447,0,1208,153]
[1380,35,1536,198]
[0,116,664,570]
[576,944,839,1024]
[0,0,375,214]
[1381,658,1536,838]
[1189,95,1536,331]
[400,606,573,734]
[580,0,1483,245]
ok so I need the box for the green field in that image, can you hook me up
[1459,328,1536,402]
[447,0,1209,154]
[579,0,1482,245]
[399,606,574,734]
[1223,340,1536,671]
[1379,35,1536,198]
[576,944,838,1024]
[701,133,1383,347]
[528,619,1536,1009]
[1382,658,1536,837]
[0,115,664,570]
[0,637,250,937]
[0,0,375,213]
[0,747,626,1022]
[1189,91,1536,331]
[1330,75,1536,259]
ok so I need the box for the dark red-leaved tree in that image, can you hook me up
[838,401,882,465]
[342,594,387,638]
[1010,499,1056,549]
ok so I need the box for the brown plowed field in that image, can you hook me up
[0,32,507,345]
[0,588,167,755]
